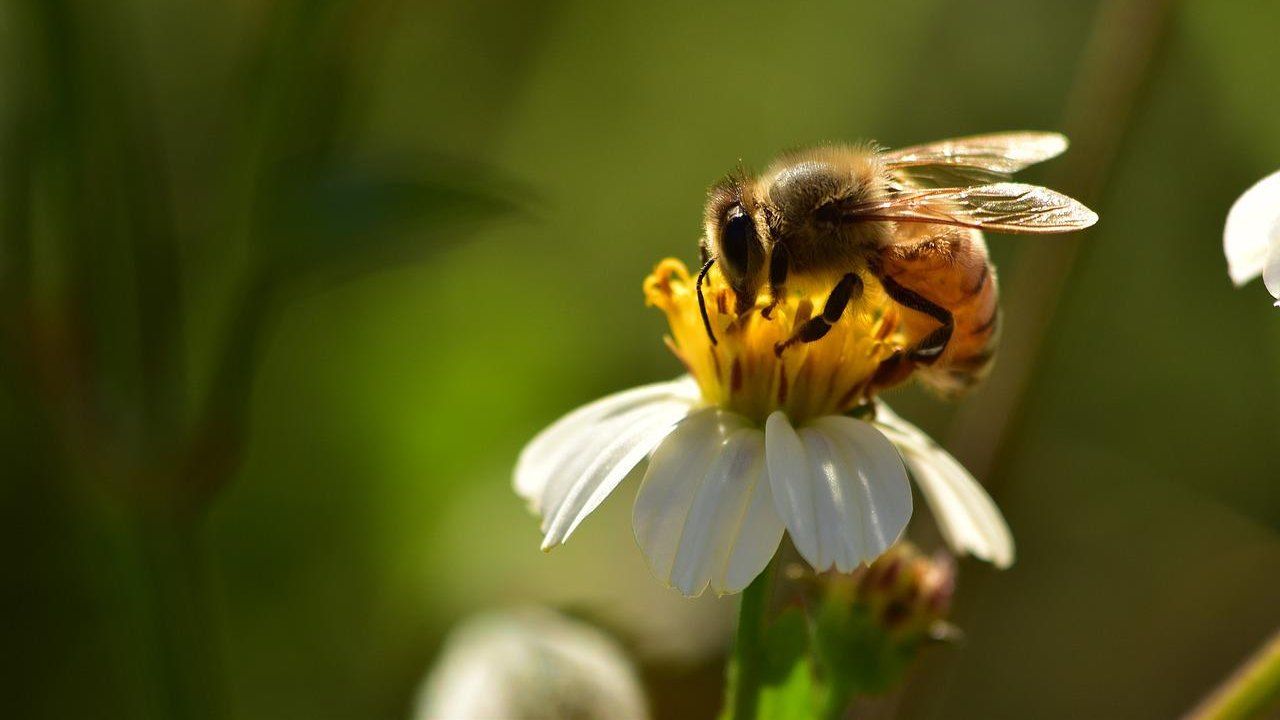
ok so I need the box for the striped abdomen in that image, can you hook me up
[877,227,1000,395]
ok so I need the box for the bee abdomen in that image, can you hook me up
[919,273,1000,396]
[877,230,1001,396]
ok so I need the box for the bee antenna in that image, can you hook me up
[696,258,718,346]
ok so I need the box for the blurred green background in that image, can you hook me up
[2,1,1277,718]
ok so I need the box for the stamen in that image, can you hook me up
[644,259,910,424]
[776,361,789,406]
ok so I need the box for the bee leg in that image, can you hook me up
[774,273,863,355]
[910,323,954,364]
[761,249,789,320]
[870,350,914,392]
[876,273,953,365]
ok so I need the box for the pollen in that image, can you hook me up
[644,259,909,424]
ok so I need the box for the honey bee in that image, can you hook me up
[697,132,1098,394]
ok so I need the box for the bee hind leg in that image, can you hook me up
[774,273,863,356]
[909,322,953,364]
[876,273,953,365]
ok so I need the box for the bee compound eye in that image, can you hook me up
[721,205,756,271]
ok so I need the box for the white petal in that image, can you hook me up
[1264,242,1280,303]
[514,378,699,550]
[632,410,730,583]
[538,399,694,550]
[515,376,698,506]
[633,410,784,597]
[764,412,820,565]
[717,462,786,594]
[813,416,914,565]
[1224,169,1280,288]
[765,412,911,573]
[874,403,1014,568]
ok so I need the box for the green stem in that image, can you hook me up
[136,512,227,720]
[728,560,776,720]
[823,670,858,720]
[1186,630,1280,720]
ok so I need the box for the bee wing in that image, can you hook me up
[885,164,1009,189]
[882,131,1069,174]
[883,132,1069,188]
[845,182,1097,234]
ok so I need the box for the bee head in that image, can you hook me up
[703,173,766,313]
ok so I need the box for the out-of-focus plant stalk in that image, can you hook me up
[902,0,1174,715]
[136,514,228,720]
[1185,629,1280,720]
[946,0,1174,480]
[3,0,523,716]
[7,3,229,719]
[187,0,385,496]
[3,2,394,718]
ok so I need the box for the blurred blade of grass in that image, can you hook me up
[0,72,34,304]
[1185,628,1280,720]
[218,0,401,263]
[183,0,531,505]
[16,0,187,446]
[186,156,524,506]
[3,0,536,717]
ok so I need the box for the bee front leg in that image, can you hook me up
[774,273,863,355]
[760,249,789,320]
[876,273,953,365]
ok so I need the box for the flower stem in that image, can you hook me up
[1185,629,1280,720]
[728,560,776,720]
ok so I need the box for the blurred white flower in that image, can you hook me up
[1224,169,1280,305]
[414,608,648,720]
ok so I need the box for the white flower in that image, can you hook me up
[515,376,1013,597]
[413,608,648,720]
[1224,169,1280,305]
[515,259,1013,597]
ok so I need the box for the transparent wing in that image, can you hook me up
[886,164,1009,190]
[845,182,1097,234]
[882,132,1069,175]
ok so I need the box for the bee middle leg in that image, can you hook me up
[876,273,953,365]
[774,273,863,355]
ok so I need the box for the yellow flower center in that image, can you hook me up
[644,259,909,424]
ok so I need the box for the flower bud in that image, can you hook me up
[855,542,956,642]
